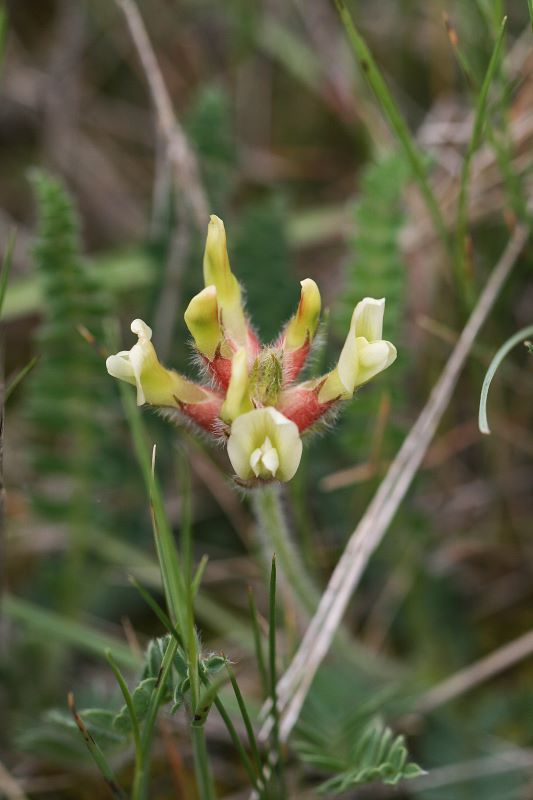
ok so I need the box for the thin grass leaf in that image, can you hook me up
[118,383,185,633]
[226,661,263,777]
[5,356,39,402]
[105,650,142,771]
[455,17,507,297]
[0,5,7,75]
[140,635,178,751]
[68,693,126,799]
[4,593,139,669]
[333,0,449,254]
[212,694,265,796]
[191,554,208,597]
[248,587,269,698]
[529,0,533,33]
[0,230,16,318]
[128,576,184,649]
[479,324,533,434]
[444,15,527,223]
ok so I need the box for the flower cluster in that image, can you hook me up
[106,215,396,485]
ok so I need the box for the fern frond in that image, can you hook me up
[24,172,114,586]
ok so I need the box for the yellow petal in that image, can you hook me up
[107,318,208,407]
[284,279,321,350]
[317,300,396,403]
[353,297,385,341]
[227,407,302,482]
[184,285,222,359]
[203,215,247,345]
[220,348,254,424]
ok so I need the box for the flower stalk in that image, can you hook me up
[252,484,318,615]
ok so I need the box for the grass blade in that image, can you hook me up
[129,575,184,649]
[191,554,208,597]
[226,661,263,778]
[3,593,140,669]
[212,694,264,795]
[333,0,449,253]
[5,356,39,402]
[68,692,126,799]
[0,231,16,318]
[118,383,184,632]
[106,650,143,774]
[455,16,507,297]
[247,587,269,698]
[479,324,533,434]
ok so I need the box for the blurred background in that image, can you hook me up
[1,0,533,797]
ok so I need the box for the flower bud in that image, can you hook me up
[203,215,247,346]
[284,279,321,351]
[220,348,254,424]
[184,286,222,359]
[227,407,303,482]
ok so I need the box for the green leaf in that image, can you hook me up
[77,709,126,748]
[203,654,227,675]
[297,717,423,795]
[113,678,157,734]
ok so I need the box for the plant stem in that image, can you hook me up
[268,556,286,799]
[252,484,318,615]
[135,636,179,800]
[192,725,216,800]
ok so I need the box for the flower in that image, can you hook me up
[227,407,302,482]
[318,297,397,403]
[107,215,397,485]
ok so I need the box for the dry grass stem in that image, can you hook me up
[0,761,29,800]
[415,628,533,714]
[114,0,208,229]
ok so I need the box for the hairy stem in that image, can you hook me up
[252,484,318,615]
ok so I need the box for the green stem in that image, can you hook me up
[252,484,318,614]
[268,556,286,799]
[212,694,265,796]
[120,383,185,632]
[135,636,179,800]
[191,725,216,800]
